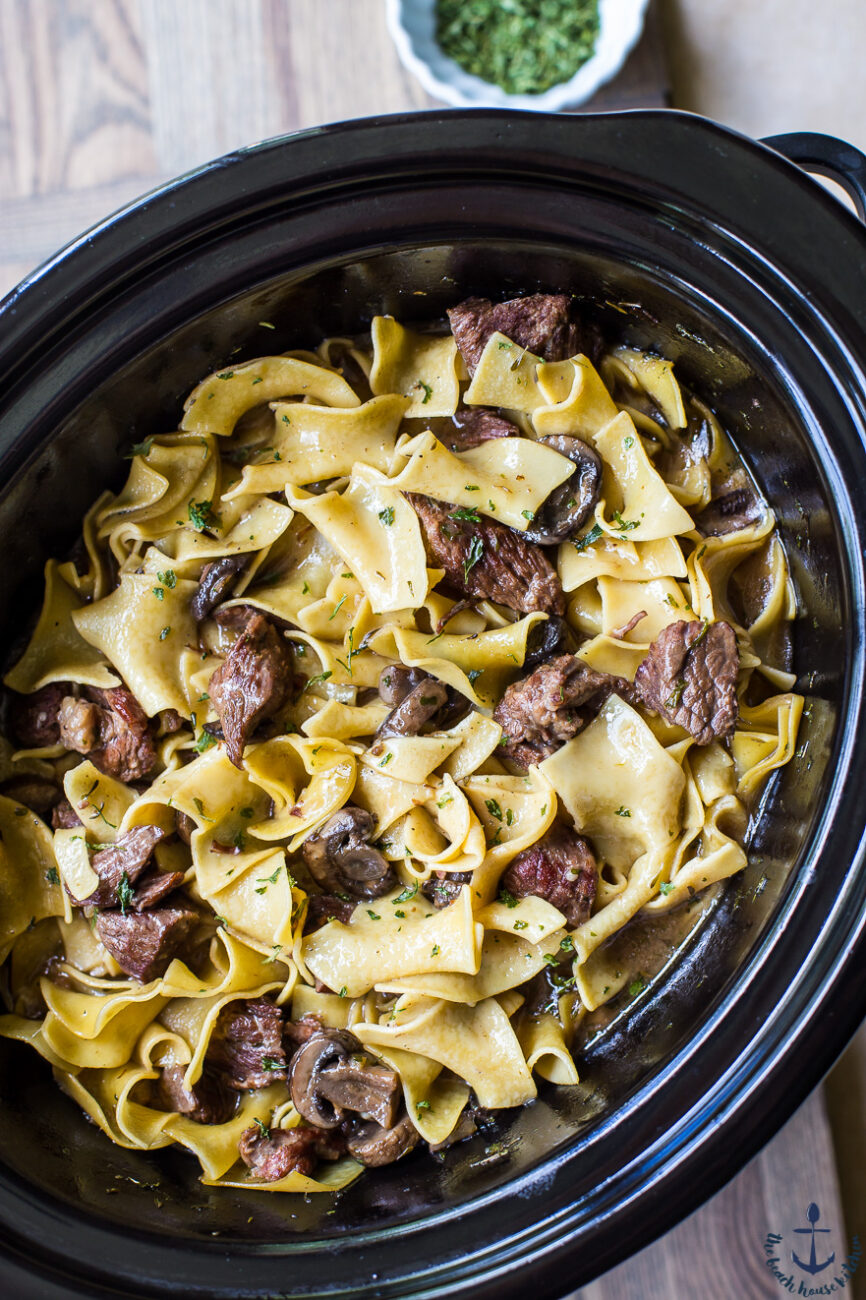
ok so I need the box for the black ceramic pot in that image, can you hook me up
[1,110,866,1300]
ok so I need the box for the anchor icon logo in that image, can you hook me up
[792,1203,836,1276]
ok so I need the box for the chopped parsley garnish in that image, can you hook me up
[464,484,480,492]
[560,935,575,952]
[157,569,176,588]
[159,626,171,640]
[304,670,333,691]
[628,975,647,998]
[366,910,381,921]
[573,523,603,552]
[45,866,60,886]
[255,865,283,894]
[378,751,393,768]
[378,506,395,526]
[193,732,217,753]
[394,882,419,903]
[542,953,559,966]
[467,668,483,684]
[329,594,347,621]
[416,1100,432,1114]
[188,498,221,532]
[521,509,535,521]
[124,437,154,459]
[216,370,234,380]
[624,435,635,449]
[665,680,686,710]
[464,534,484,582]
[612,509,640,532]
[117,871,134,916]
[153,586,165,600]
[260,1056,282,1072]
[430,944,440,956]
[614,805,631,818]
[416,381,433,404]
[513,919,528,931]
[485,798,503,821]
[451,507,481,522]
[253,1117,270,1137]
[498,889,519,908]
[659,881,675,896]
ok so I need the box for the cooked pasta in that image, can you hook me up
[0,292,802,1192]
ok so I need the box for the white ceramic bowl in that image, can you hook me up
[386,0,652,111]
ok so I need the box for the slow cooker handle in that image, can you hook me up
[762,131,866,220]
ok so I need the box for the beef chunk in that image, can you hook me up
[238,1124,346,1182]
[59,686,156,783]
[524,436,602,545]
[175,810,196,845]
[447,294,583,375]
[51,799,82,829]
[207,998,287,1090]
[155,1063,236,1125]
[132,868,186,911]
[438,407,521,451]
[501,823,597,928]
[79,824,168,908]
[494,654,632,769]
[159,708,186,734]
[696,488,763,537]
[191,554,251,622]
[303,893,355,932]
[422,870,472,909]
[208,612,292,768]
[634,619,739,745]
[407,493,564,616]
[378,678,449,738]
[95,906,198,981]
[284,1014,326,1055]
[0,775,62,816]
[10,682,68,748]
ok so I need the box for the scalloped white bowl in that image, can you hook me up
[386,0,651,111]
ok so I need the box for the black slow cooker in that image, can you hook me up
[1,110,866,1299]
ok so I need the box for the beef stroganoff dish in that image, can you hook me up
[0,294,803,1192]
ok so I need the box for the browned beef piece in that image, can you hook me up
[284,1014,326,1055]
[494,654,633,769]
[132,868,186,911]
[501,823,597,928]
[634,619,739,745]
[407,493,564,616]
[208,612,293,768]
[175,810,195,845]
[238,1124,346,1182]
[696,488,762,537]
[447,294,583,375]
[213,603,259,633]
[59,685,156,783]
[51,799,82,829]
[422,870,472,909]
[0,775,62,816]
[10,682,69,748]
[440,407,520,451]
[207,997,287,1089]
[79,824,168,908]
[154,1063,236,1125]
[159,708,186,734]
[95,906,198,981]
[191,554,251,622]
[303,893,355,932]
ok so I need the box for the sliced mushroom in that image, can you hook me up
[191,554,251,622]
[378,665,429,708]
[524,435,602,545]
[344,1112,420,1167]
[290,1028,400,1130]
[378,678,449,738]
[302,806,395,900]
[422,870,472,909]
[522,614,578,673]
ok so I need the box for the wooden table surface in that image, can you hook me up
[1,3,863,1297]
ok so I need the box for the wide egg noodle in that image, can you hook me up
[302,887,483,999]
[223,395,409,499]
[181,355,361,438]
[559,533,687,594]
[286,465,428,614]
[516,1012,580,1086]
[0,795,65,963]
[386,429,573,531]
[611,347,688,430]
[592,412,695,542]
[72,573,198,716]
[3,560,120,693]
[369,316,460,418]
[463,332,547,414]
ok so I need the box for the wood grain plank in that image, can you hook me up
[576,1089,845,1299]
[0,0,155,196]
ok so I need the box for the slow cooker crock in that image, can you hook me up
[1,109,866,1299]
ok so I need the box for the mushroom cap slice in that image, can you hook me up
[302,806,396,900]
[344,1112,420,1167]
[524,435,602,545]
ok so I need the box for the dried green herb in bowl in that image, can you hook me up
[435,0,601,96]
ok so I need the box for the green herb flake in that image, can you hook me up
[157,569,177,589]
[416,380,433,404]
[117,871,134,916]
[217,370,234,380]
[378,506,395,526]
[498,889,519,909]
[416,1100,432,1114]
[464,534,484,582]
[521,509,535,521]
[329,594,348,621]
[543,953,559,966]
[394,882,419,903]
[124,437,154,459]
[260,1056,282,1072]
[451,507,481,523]
[45,866,60,886]
[615,805,631,818]
[193,732,217,753]
[378,751,393,768]
[304,670,333,692]
[367,910,381,921]
[513,919,529,931]
[253,1117,270,1137]
[485,798,503,821]
[188,498,221,532]
[464,484,480,492]
[665,680,686,711]
[659,881,675,896]
[573,522,603,553]
[624,435,635,449]
[430,945,440,956]
[153,586,165,600]
[159,626,171,641]
[628,975,647,998]
[612,509,640,533]
[560,935,575,952]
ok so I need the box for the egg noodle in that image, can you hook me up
[0,311,802,1192]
